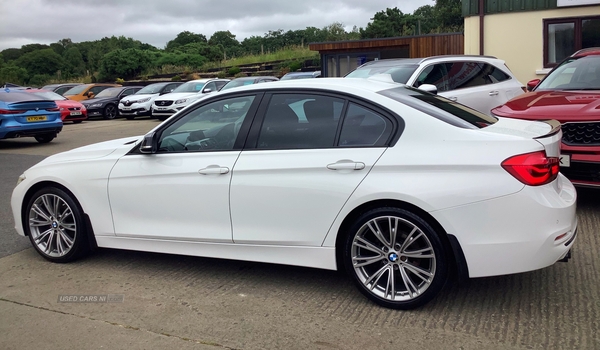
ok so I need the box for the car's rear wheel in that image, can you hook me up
[34,134,55,143]
[103,104,117,120]
[25,187,89,263]
[344,207,448,309]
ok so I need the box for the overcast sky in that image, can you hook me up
[0,0,433,51]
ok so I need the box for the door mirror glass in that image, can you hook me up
[203,88,212,93]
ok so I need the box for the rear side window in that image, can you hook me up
[257,94,344,149]
[339,103,392,147]
[446,62,490,90]
[487,64,511,83]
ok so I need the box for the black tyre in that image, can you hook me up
[343,207,448,309]
[24,187,90,263]
[34,134,55,143]
[157,116,168,121]
[103,104,117,119]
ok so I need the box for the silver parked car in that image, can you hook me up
[346,56,524,115]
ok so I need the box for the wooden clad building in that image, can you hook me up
[309,33,464,77]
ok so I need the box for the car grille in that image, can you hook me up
[124,100,134,106]
[560,161,600,184]
[562,122,600,146]
[154,100,173,107]
[68,107,81,111]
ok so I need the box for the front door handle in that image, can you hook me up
[489,90,499,96]
[327,160,365,171]
[448,96,458,101]
[198,165,230,175]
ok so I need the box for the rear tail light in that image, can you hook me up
[0,109,26,114]
[501,151,559,186]
[47,107,60,112]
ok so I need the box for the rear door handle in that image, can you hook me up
[489,91,499,96]
[327,161,365,170]
[198,166,230,175]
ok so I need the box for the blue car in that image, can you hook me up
[0,90,63,143]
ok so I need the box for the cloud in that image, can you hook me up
[0,0,434,50]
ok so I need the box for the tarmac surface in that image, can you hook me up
[0,118,598,350]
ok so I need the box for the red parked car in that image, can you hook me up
[24,89,88,123]
[492,47,600,187]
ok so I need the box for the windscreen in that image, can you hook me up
[346,65,418,84]
[173,82,206,93]
[63,85,89,95]
[137,84,165,94]
[95,88,122,98]
[536,56,600,91]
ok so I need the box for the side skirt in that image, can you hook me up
[95,236,338,270]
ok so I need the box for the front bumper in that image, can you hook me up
[85,107,103,117]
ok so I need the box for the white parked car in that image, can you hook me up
[11,78,576,310]
[152,78,229,121]
[118,82,184,120]
[346,55,525,115]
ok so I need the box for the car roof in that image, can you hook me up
[233,76,278,81]
[0,90,51,102]
[284,71,320,76]
[572,47,600,57]
[359,55,501,68]
[42,83,82,88]
[217,77,398,94]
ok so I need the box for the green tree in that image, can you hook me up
[63,46,86,77]
[360,7,417,39]
[165,31,208,51]
[98,48,152,81]
[0,64,28,85]
[209,31,241,59]
[16,48,64,77]
[1,48,23,62]
[433,0,463,32]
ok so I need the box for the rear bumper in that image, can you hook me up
[0,126,62,139]
[431,174,577,278]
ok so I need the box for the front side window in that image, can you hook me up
[158,95,256,152]
[545,16,600,67]
[415,64,449,91]
[257,94,344,149]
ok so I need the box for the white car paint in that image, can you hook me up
[347,56,524,115]
[11,78,576,292]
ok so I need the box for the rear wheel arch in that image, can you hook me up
[335,199,468,281]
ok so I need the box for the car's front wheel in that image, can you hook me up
[24,187,90,263]
[344,207,448,309]
[103,104,117,119]
[34,134,55,143]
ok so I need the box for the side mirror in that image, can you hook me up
[418,84,438,94]
[203,88,212,93]
[140,132,158,154]
[526,79,541,91]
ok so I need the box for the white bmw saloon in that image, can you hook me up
[11,78,577,309]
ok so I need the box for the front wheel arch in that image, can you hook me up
[20,181,97,250]
[335,199,468,281]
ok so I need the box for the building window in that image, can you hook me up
[544,16,600,68]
